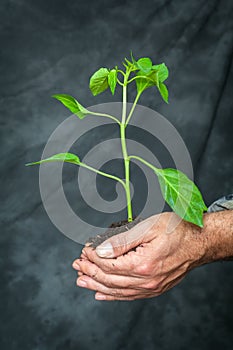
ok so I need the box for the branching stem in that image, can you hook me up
[88,110,120,124]
[125,91,142,125]
[128,155,160,174]
[117,78,124,86]
[80,162,127,189]
[127,75,155,85]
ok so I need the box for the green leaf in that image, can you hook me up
[123,56,138,71]
[136,75,151,94]
[52,94,88,119]
[156,168,207,227]
[137,57,152,74]
[135,70,158,94]
[130,51,137,66]
[148,70,159,87]
[26,153,80,166]
[158,82,169,103]
[89,68,109,96]
[152,63,169,82]
[108,69,117,95]
[124,57,132,66]
[127,53,139,71]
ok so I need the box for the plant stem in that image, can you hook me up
[121,72,133,222]
[127,75,155,84]
[128,155,160,174]
[117,78,124,86]
[88,111,120,125]
[79,162,127,189]
[117,69,126,77]
[125,91,142,125]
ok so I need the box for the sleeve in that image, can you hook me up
[207,194,233,213]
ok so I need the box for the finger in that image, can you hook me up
[76,258,143,288]
[76,275,140,297]
[72,250,89,270]
[95,292,156,301]
[95,216,159,258]
[80,250,88,259]
[72,256,88,271]
[82,246,140,276]
[96,293,136,301]
[72,259,80,270]
[162,273,186,293]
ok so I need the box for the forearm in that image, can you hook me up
[196,211,233,264]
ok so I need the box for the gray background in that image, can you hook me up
[1,0,233,349]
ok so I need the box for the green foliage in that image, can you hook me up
[158,82,169,103]
[136,58,152,74]
[86,55,169,102]
[26,153,80,166]
[152,63,169,82]
[108,69,118,95]
[52,94,88,119]
[89,68,110,96]
[136,70,159,94]
[130,51,137,67]
[27,53,207,227]
[156,168,207,227]
[123,57,169,102]
[135,75,151,94]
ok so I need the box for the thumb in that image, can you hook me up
[95,217,157,258]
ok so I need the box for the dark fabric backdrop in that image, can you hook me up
[1,0,233,349]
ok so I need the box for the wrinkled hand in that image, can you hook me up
[72,212,205,300]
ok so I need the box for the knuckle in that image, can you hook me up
[135,262,152,276]
[103,278,115,288]
[110,288,136,298]
[90,266,99,280]
[143,280,158,290]
[122,281,134,289]
[99,263,111,273]
[126,260,136,273]
[113,235,128,250]
[111,289,124,297]
[98,273,116,288]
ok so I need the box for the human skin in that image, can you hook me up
[72,211,233,301]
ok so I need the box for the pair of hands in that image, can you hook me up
[72,212,205,300]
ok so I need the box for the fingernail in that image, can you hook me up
[95,293,106,300]
[77,279,87,287]
[96,241,113,257]
[73,262,80,270]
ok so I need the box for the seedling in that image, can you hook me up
[27,54,207,227]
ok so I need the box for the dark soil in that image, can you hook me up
[86,217,143,248]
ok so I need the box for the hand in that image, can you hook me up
[72,212,206,300]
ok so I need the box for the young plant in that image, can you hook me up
[27,54,207,227]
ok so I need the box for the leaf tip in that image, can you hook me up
[25,162,37,166]
[51,94,59,99]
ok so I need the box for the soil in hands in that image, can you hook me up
[86,217,143,248]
